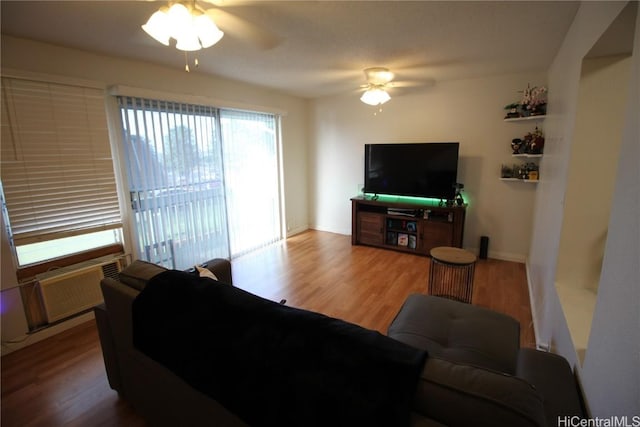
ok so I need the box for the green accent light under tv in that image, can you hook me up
[363,193,460,207]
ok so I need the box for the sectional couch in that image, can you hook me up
[94,258,584,426]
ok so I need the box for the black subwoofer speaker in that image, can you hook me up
[479,236,489,259]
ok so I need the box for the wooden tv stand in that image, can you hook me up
[351,196,466,256]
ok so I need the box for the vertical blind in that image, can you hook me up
[119,97,229,269]
[118,97,282,269]
[220,109,282,256]
[0,77,121,245]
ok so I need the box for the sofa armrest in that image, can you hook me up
[202,258,233,285]
[517,348,584,426]
[413,357,547,427]
[94,303,122,393]
[119,258,234,290]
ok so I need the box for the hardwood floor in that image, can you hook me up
[1,320,146,427]
[1,230,535,426]
[232,231,535,347]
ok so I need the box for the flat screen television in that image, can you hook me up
[364,142,459,200]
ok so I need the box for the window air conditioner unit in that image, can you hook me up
[36,254,126,323]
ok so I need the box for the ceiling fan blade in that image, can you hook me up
[390,79,434,89]
[203,0,257,6]
[206,8,281,50]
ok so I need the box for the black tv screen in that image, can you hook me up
[364,142,459,200]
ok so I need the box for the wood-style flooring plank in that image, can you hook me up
[1,230,536,426]
[1,321,146,427]
[233,230,536,347]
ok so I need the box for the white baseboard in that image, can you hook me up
[465,246,526,263]
[524,260,543,349]
[286,225,309,237]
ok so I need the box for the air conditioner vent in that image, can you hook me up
[101,262,121,280]
[37,255,125,323]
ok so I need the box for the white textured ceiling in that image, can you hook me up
[1,1,581,98]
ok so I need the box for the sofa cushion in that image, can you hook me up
[414,357,546,427]
[119,260,168,291]
[388,294,520,374]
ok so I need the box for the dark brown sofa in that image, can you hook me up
[94,259,583,426]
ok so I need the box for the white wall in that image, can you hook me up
[310,72,545,261]
[528,1,639,415]
[556,55,630,293]
[555,54,631,362]
[582,4,640,414]
[0,35,310,349]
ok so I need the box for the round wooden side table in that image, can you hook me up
[428,246,477,304]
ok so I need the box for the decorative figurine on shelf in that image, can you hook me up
[518,164,529,180]
[517,162,539,180]
[526,127,545,154]
[453,183,465,206]
[511,138,523,154]
[526,162,539,180]
[504,84,548,118]
[501,164,514,178]
[504,103,521,119]
[520,84,547,116]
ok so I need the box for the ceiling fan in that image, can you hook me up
[142,0,279,70]
[358,67,427,106]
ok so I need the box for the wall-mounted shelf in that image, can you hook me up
[513,153,543,158]
[503,109,545,181]
[499,178,539,183]
[504,115,546,122]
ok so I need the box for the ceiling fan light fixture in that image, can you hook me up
[175,30,202,52]
[142,2,224,51]
[167,3,192,38]
[142,9,171,46]
[194,13,224,49]
[360,87,391,106]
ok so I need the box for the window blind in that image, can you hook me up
[118,96,283,269]
[0,77,121,245]
[118,96,230,269]
[220,109,282,257]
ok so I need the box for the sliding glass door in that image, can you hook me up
[118,97,282,269]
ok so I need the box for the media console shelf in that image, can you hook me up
[351,196,466,256]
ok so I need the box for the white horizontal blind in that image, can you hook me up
[0,77,121,245]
